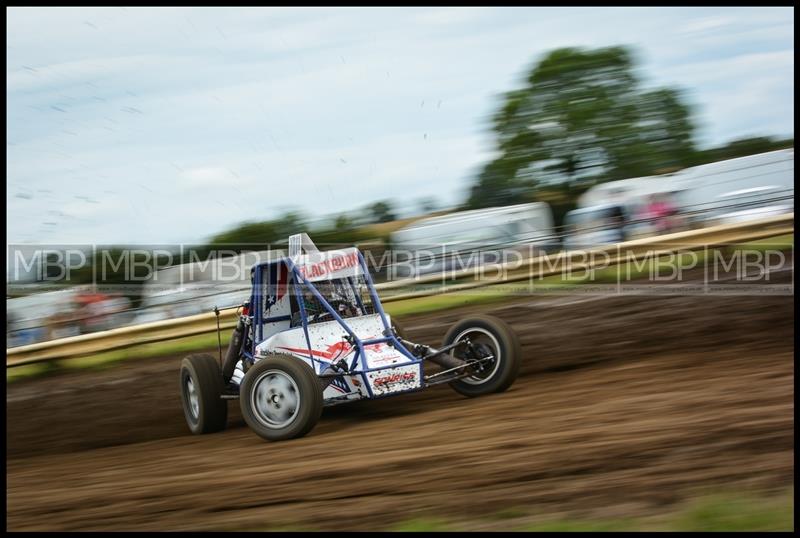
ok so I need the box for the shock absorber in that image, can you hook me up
[411,337,468,370]
[223,302,250,382]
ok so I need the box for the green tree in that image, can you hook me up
[621,88,696,176]
[368,201,396,223]
[416,196,439,215]
[468,45,697,209]
[334,213,355,231]
[208,211,306,249]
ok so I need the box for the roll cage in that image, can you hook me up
[246,250,418,376]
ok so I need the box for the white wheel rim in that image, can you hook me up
[251,370,300,428]
[186,377,200,420]
[451,327,501,385]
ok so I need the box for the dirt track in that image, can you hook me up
[6,273,795,530]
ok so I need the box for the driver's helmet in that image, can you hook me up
[301,288,324,318]
[295,282,360,325]
[331,282,360,316]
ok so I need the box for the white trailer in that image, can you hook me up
[390,202,556,278]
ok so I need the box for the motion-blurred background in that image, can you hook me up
[6,7,794,346]
[6,7,794,532]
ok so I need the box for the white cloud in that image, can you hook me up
[6,6,794,245]
[659,49,794,87]
[678,15,734,34]
[179,166,238,187]
[413,7,491,26]
[7,55,159,93]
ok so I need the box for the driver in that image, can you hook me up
[290,284,358,326]
[329,281,360,318]
[290,287,321,326]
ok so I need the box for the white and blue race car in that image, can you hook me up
[180,233,521,442]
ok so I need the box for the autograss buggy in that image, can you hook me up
[180,233,521,442]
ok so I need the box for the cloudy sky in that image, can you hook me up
[6,7,794,245]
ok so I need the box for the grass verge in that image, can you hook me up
[7,331,233,383]
[242,488,793,531]
[390,488,794,532]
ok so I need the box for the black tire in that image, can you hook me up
[179,353,228,434]
[240,355,323,442]
[442,315,521,398]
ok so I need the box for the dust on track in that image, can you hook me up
[6,270,794,530]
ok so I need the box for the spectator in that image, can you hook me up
[607,204,628,242]
[644,193,678,234]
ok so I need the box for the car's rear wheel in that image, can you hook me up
[442,315,521,398]
[180,354,228,434]
[240,355,323,442]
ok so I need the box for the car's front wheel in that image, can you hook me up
[239,355,323,442]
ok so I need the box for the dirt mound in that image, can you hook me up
[6,280,794,530]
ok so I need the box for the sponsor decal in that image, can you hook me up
[277,341,353,361]
[367,365,420,395]
[373,371,416,388]
[366,352,401,366]
[298,251,359,280]
[277,336,392,362]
